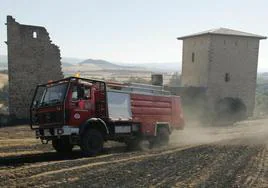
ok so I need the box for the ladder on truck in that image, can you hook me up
[106,81,170,96]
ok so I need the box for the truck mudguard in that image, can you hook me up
[79,118,109,136]
[155,122,171,136]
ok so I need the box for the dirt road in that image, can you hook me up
[0,118,268,187]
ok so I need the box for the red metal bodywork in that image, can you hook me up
[31,77,185,139]
[131,93,184,136]
[64,84,107,127]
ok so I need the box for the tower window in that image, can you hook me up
[33,31,37,38]
[225,73,230,82]
[192,52,195,63]
[235,41,238,46]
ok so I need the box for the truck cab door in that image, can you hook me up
[93,82,108,118]
[68,84,93,126]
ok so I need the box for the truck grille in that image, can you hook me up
[38,111,63,125]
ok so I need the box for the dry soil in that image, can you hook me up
[0,118,268,187]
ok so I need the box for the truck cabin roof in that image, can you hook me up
[37,77,106,87]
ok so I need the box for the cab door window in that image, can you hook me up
[71,86,79,101]
[84,87,91,99]
[71,85,90,101]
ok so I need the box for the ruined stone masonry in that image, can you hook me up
[6,16,63,119]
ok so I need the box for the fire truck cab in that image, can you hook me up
[30,77,184,156]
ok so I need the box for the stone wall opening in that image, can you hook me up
[215,97,247,122]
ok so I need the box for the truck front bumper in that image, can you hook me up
[36,126,79,139]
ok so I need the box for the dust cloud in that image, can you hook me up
[170,118,268,146]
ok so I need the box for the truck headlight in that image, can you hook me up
[57,129,64,135]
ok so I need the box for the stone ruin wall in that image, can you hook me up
[6,16,63,119]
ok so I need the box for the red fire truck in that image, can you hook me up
[30,77,184,156]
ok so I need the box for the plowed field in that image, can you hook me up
[0,118,268,187]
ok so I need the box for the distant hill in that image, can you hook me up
[63,58,148,73]
[61,57,84,64]
[62,62,74,67]
[0,55,84,64]
[119,62,181,72]
[79,59,122,69]
[0,54,181,72]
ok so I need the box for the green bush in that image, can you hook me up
[255,82,268,116]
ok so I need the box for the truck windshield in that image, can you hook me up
[34,83,68,107]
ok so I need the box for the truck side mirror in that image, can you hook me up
[33,101,39,108]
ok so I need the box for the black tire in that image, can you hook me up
[150,127,170,148]
[80,129,104,157]
[159,127,170,145]
[52,137,73,153]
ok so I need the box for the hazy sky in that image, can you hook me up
[0,0,267,70]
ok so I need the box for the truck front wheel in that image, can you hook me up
[52,137,73,153]
[80,129,104,157]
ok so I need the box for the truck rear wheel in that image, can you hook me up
[150,127,170,148]
[80,129,104,157]
[52,137,73,153]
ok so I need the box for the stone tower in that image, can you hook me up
[177,28,266,119]
[6,16,63,119]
